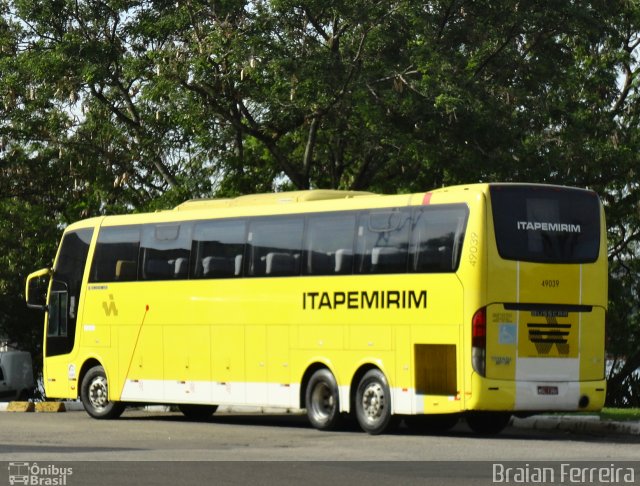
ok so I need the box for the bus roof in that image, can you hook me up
[173,189,376,211]
[62,183,598,232]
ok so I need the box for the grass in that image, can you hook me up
[547,408,640,421]
[599,408,640,422]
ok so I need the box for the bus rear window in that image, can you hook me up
[490,185,600,263]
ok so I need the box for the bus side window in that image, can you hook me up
[303,213,357,275]
[246,217,303,277]
[140,223,192,281]
[410,205,469,273]
[356,209,411,274]
[191,220,246,279]
[89,226,141,282]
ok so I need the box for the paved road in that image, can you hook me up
[1,410,638,485]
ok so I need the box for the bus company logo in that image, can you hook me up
[8,462,73,485]
[302,290,427,310]
[516,221,581,233]
[527,322,571,355]
[102,294,118,317]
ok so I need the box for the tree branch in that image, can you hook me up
[302,116,320,179]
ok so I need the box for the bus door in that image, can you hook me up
[44,229,94,397]
[484,185,606,410]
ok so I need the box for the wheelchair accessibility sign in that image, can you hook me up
[499,323,517,345]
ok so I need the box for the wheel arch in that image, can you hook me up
[78,358,103,397]
[298,361,335,409]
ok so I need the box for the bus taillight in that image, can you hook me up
[472,307,487,377]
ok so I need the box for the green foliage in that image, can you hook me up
[600,408,640,421]
[0,0,639,403]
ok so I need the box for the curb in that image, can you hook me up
[5,401,35,412]
[35,402,66,413]
[512,415,640,436]
[0,401,84,412]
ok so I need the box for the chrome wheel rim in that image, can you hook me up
[88,376,109,412]
[361,382,386,423]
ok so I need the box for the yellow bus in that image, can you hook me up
[26,183,607,434]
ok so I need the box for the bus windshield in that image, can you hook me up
[490,185,600,263]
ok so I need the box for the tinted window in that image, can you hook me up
[246,217,304,276]
[48,283,68,338]
[304,213,356,275]
[490,185,600,263]
[89,226,141,282]
[410,205,468,273]
[55,229,93,285]
[48,228,93,356]
[356,209,411,274]
[192,220,246,278]
[140,223,192,280]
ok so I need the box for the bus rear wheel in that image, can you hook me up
[355,369,395,435]
[178,404,218,421]
[466,412,511,434]
[80,365,125,419]
[305,369,341,430]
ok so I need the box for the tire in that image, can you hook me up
[305,368,342,430]
[466,412,511,435]
[80,365,125,419]
[354,369,395,435]
[178,404,218,421]
[405,413,459,434]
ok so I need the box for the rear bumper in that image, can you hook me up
[468,373,606,412]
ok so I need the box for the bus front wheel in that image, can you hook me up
[80,365,125,419]
[355,369,395,435]
[305,368,342,430]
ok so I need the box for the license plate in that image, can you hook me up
[537,386,559,396]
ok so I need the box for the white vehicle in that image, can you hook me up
[0,349,35,401]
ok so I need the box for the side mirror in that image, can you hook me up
[25,268,51,311]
